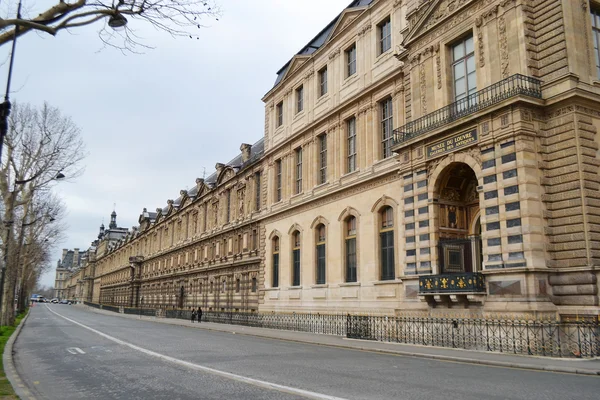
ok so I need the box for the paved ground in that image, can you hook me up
[11,305,600,400]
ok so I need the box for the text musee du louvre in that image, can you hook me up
[427,130,478,158]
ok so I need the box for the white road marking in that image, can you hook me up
[66,347,85,355]
[45,306,347,400]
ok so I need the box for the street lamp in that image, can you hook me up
[0,0,22,163]
[108,13,128,30]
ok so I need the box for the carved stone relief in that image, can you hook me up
[498,16,509,78]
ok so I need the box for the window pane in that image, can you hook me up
[465,36,474,54]
[454,62,465,79]
[466,56,476,74]
[455,77,466,96]
[453,42,464,61]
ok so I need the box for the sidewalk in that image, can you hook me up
[84,306,600,376]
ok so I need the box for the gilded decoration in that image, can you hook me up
[419,272,485,294]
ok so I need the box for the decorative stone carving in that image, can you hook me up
[419,63,427,114]
[434,43,442,89]
[329,48,341,60]
[476,19,485,68]
[358,23,372,36]
[498,16,508,77]
[441,188,461,202]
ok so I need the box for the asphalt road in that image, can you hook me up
[12,305,600,400]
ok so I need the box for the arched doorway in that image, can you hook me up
[435,162,482,274]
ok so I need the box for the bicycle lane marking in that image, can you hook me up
[45,305,348,400]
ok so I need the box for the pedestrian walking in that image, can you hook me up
[191,308,197,323]
[197,306,202,323]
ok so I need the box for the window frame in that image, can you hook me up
[276,101,284,127]
[316,224,326,285]
[345,216,357,283]
[272,237,280,288]
[296,85,304,114]
[292,231,301,286]
[379,206,395,281]
[381,97,393,159]
[451,35,476,104]
[275,159,282,202]
[346,43,357,77]
[347,117,357,173]
[295,148,303,194]
[255,171,261,211]
[318,134,328,185]
[378,17,392,55]
[592,8,600,78]
[319,66,328,97]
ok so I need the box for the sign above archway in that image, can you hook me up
[427,129,478,159]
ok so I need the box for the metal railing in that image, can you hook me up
[392,74,542,146]
[87,302,599,358]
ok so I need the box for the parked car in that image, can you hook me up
[50,298,59,303]
[59,299,72,305]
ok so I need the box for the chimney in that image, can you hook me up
[74,248,80,267]
[215,163,225,175]
[240,143,252,163]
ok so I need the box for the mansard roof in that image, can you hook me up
[272,0,373,89]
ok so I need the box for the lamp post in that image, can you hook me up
[0,0,22,163]
[0,171,64,325]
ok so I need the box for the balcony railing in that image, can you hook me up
[393,74,542,146]
[419,272,486,294]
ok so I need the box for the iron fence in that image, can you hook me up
[346,315,599,358]
[86,301,598,358]
[392,74,542,145]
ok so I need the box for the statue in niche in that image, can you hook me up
[238,189,245,217]
[448,206,458,229]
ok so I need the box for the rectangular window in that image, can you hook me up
[378,17,391,55]
[381,98,393,158]
[318,134,327,184]
[255,171,261,211]
[346,44,357,77]
[316,244,326,285]
[345,237,357,283]
[319,67,328,97]
[276,101,283,127]
[272,253,279,287]
[347,117,357,173]
[275,160,282,202]
[292,249,301,286]
[452,35,476,108]
[252,229,258,250]
[295,148,303,194]
[226,189,231,222]
[251,277,257,292]
[380,230,395,280]
[592,8,600,77]
[236,279,240,293]
[296,85,304,113]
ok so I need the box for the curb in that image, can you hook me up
[84,306,600,377]
[3,310,37,400]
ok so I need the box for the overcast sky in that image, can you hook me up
[0,0,352,288]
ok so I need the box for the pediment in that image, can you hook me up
[217,166,236,185]
[328,7,366,41]
[404,0,473,45]
[280,55,310,84]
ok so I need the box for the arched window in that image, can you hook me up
[292,231,301,286]
[380,206,395,280]
[345,216,357,282]
[316,224,326,284]
[272,237,280,288]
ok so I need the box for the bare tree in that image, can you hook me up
[0,0,221,51]
[0,102,85,325]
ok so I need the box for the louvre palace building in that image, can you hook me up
[62,0,600,321]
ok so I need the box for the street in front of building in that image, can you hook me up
[12,305,600,400]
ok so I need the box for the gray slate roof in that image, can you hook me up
[273,0,374,87]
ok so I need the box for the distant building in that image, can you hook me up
[54,248,86,299]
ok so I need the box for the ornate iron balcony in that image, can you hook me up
[393,74,542,146]
[419,272,486,294]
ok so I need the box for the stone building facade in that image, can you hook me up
[61,0,600,320]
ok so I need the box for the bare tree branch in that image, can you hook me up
[0,0,220,51]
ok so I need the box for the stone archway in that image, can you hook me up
[434,162,482,274]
